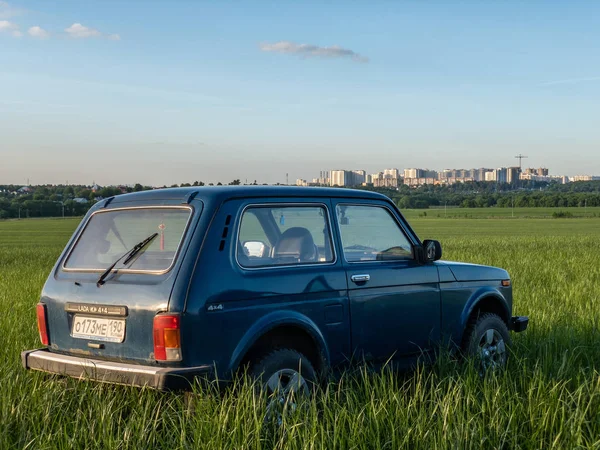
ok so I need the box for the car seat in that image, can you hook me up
[272,227,317,263]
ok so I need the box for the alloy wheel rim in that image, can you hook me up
[478,328,506,372]
[264,369,309,424]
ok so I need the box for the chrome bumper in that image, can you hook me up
[22,348,212,390]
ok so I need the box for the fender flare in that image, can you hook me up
[460,287,510,333]
[228,310,330,373]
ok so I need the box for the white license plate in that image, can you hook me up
[71,315,126,343]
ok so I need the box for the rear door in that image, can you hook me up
[42,201,200,363]
[332,200,441,362]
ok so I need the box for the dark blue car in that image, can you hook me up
[22,186,528,394]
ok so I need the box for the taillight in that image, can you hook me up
[36,303,49,346]
[153,314,181,361]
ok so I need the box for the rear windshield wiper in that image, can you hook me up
[96,233,158,287]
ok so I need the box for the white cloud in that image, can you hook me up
[65,22,101,38]
[540,76,600,86]
[0,19,20,37]
[64,22,120,40]
[259,41,369,63]
[28,25,49,39]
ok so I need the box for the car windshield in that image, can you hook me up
[64,207,191,272]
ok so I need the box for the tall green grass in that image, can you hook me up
[1,218,599,449]
[403,206,600,220]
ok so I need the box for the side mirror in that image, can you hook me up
[422,239,442,262]
[243,241,268,258]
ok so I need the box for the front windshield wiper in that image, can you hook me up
[96,233,158,287]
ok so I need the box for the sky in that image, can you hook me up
[1,0,600,186]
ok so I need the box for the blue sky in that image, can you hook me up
[1,0,600,186]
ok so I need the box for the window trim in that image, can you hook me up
[335,202,418,264]
[61,205,195,275]
[235,202,337,271]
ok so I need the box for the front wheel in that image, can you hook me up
[462,313,511,373]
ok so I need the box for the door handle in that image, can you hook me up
[351,274,370,283]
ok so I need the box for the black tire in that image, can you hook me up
[462,313,511,373]
[250,348,316,394]
[250,348,316,424]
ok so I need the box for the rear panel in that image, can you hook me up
[40,198,204,364]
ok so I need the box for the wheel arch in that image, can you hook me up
[459,288,510,341]
[228,310,330,376]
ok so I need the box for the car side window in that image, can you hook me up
[238,205,335,268]
[336,204,414,262]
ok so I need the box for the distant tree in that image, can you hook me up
[64,186,74,198]
[229,179,241,185]
[133,183,144,192]
[217,182,223,186]
[76,189,92,199]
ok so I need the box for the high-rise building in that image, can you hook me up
[404,168,425,179]
[475,168,492,181]
[383,168,400,179]
[438,169,452,180]
[537,167,549,176]
[374,177,399,188]
[507,167,521,184]
[330,170,345,186]
[329,170,366,187]
[370,172,382,182]
[571,175,600,182]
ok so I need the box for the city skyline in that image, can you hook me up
[296,164,593,188]
[5,159,600,189]
[3,1,600,185]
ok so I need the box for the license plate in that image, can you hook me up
[71,315,126,343]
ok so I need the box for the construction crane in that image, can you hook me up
[515,154,528,170]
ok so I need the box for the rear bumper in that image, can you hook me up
[510,316,529,333]
[21,348,212,391]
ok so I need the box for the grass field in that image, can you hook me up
[1,213,600,449]
[402,206,600,220]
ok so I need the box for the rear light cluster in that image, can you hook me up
[36,303,49,346]
[153,314,182,361]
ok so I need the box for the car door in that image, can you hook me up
[332,200,441,362]
[188,198,351,369]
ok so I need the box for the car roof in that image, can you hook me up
[106,186,392,205]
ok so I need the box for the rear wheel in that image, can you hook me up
[250,348,316,424]
[462,313,511,373]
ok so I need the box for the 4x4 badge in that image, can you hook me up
[207,304,224,312]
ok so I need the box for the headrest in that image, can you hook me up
[273,227,316,262]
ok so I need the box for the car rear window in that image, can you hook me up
[64,207,192,272]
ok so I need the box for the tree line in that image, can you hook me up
[1,180,600,219]
[360,180,600,209]
[0,179,249,219]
